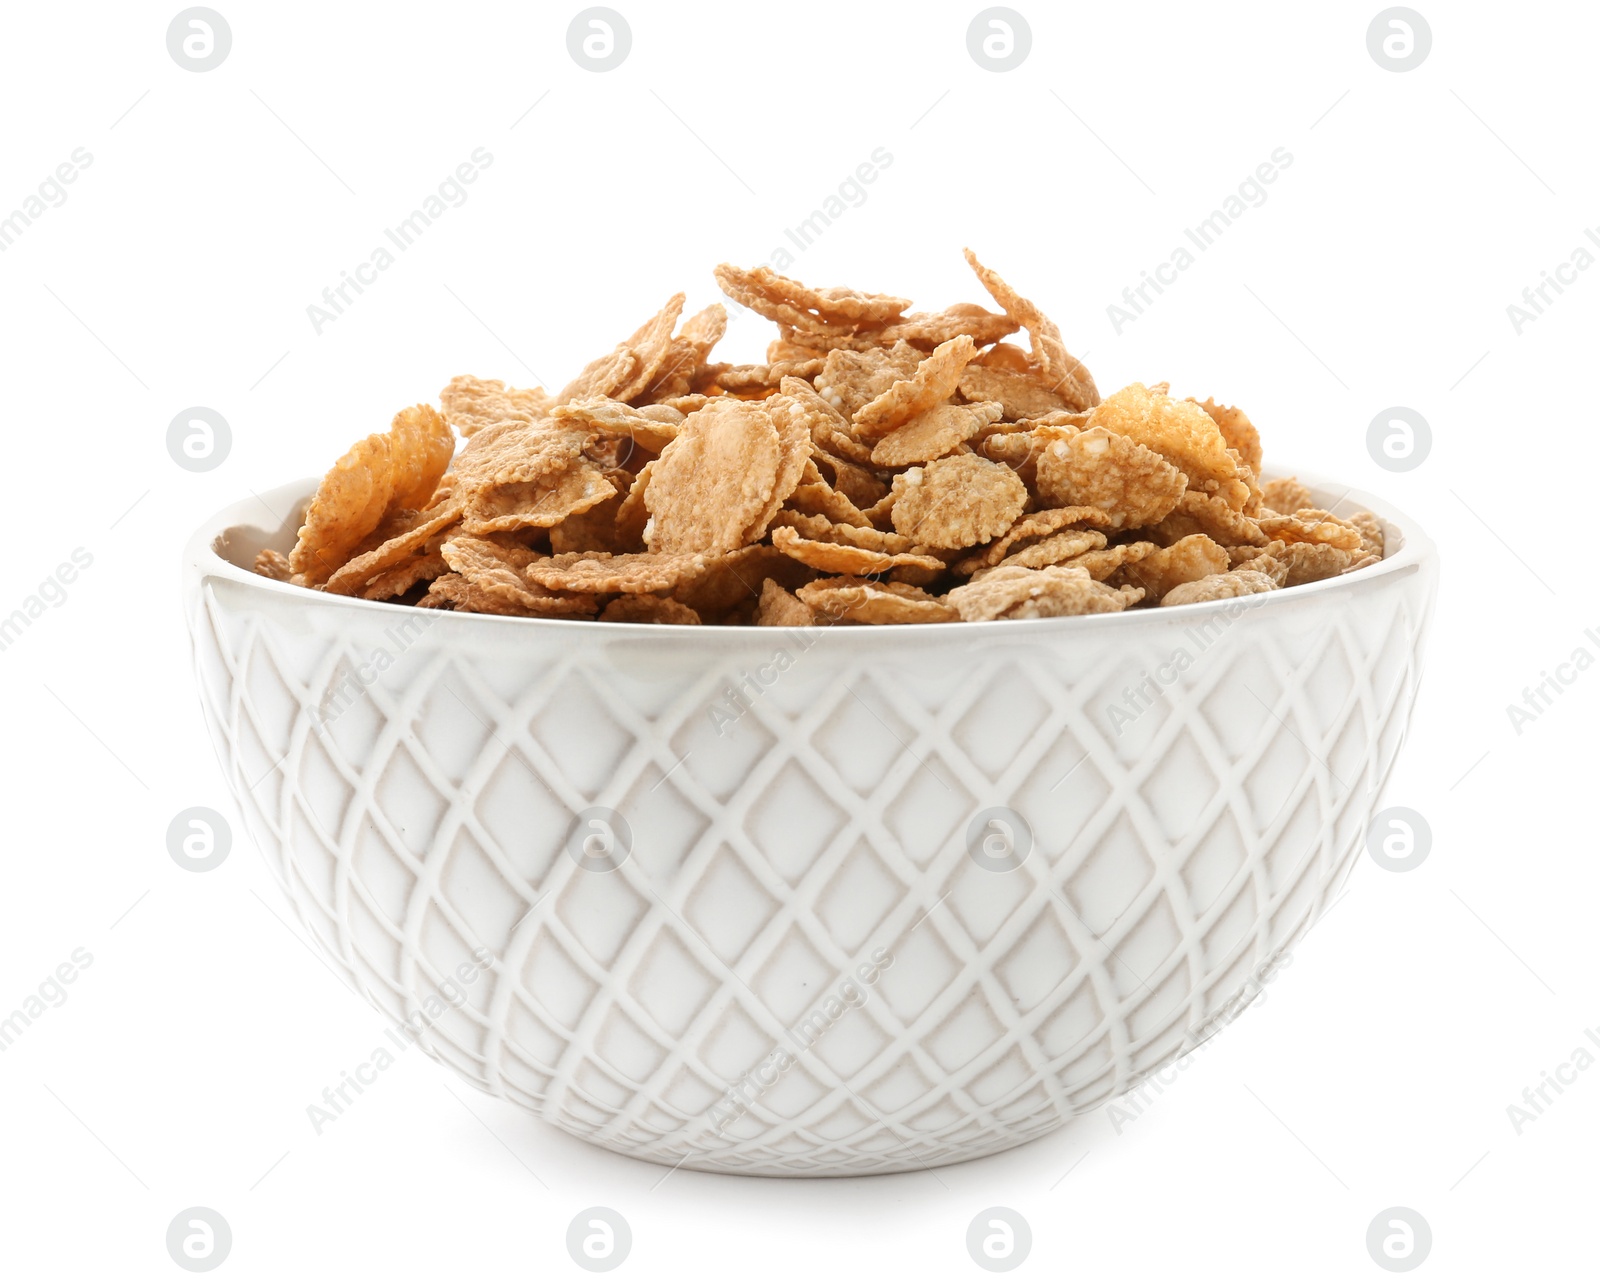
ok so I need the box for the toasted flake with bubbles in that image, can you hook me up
[890,454,1027,550]
[871,401,1001,467]
[988,528,1107,572]
[554,397,682,453]
[325,500,464,595]
[599,595,702,624]
[462,462,616,535]
[853,335,977,438]
[1086,382,1241,491]
[947,565,1138,621]
[525,550,712,594]
[387,405,457,510]
[1152,490,1268,548]
[1260,475,1313,515]
[1160,569,1278,606]
[1258,508,1365,552]
[812,447,889,505]
[600,294,686,404]
[814,341,923,419]
[1194,398,1263,474]
[453,417,588,490]
[644,399,782,553]
[785,472,875,528]
[439,375,553,438]
[1060,540,1157,581]
[770,525,944,575]
[756,579,817,627]
[1034,425,1187,528]
[745,391,822,543]
[290,432,392,584]
[957,366,1069,420]
[876,303,1019,351]
[1349,510,1385,559]
[962,249,1098,410]
[796,577,958,624]
[713,263,909,332]
[556,346,637,406]
[438,537,599,616]
[952,506,1114,575]
[714,359,826,392]
[1239,540,1352,586]
[1116,534,1230,599]
[254,548,292,581]
[1345,552,1380,574]
[361,551,448,600]
[671,545,814,620]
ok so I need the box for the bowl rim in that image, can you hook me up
[184,469,1438,639]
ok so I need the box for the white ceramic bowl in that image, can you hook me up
[183,475,1437,1176]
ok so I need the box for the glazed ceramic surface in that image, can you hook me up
[184,476,1436,1176]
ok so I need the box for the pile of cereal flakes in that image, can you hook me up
[256,250,1386,625]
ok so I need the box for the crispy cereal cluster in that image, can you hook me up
[257,251,1386,624]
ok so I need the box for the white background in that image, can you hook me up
[2,0,1596,1275]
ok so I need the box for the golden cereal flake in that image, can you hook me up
[956,365,1069,420]
[814,341,924,419]
[1058,541,1158,581]
[324,500,464,596]
[890,454,1028,550]
[755,579,817,627]
[962,249,1098,410]
[461,462,617,536]
[870,401,1001,467]
[553,397,682,453]
[947,565,1138,621]
[438,537,599,616]
[599,595,703,624]
[524,550,712,594]
[853,334,977,438]
[988,528,1107,572]
[713,263,909,332]
[556,345,637,406]
[1116,534,1230,600]
[742,390,821,544]
[253,548,292,581]
[360,551,448,600]
[438,375,553,437]
[1034,425,1187,528]
[1086,382,1241,491]
[1260,475,1313,515]
[671,544,814,619]
[1151,490,1268,548]
[1348,510,1385,560]
[290,431,393,584]
[644,399,782,554]
[770,525,945,576]
[796,577,958,624]
[1159,569,1278,606]
[1194,398,1263,474]
[387,404,457,511]
[951,506,1115,575]
[1257,508,1365,552]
